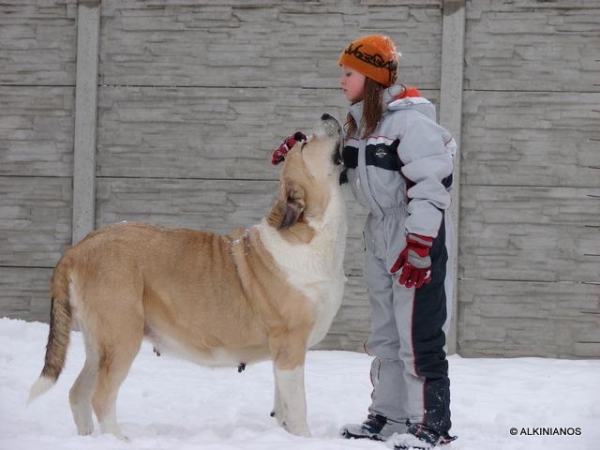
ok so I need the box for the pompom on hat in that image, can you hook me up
[338,34,400,87]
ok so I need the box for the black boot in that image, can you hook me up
[391,423,457,449]
[340,414,389,441]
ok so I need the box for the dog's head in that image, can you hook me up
[267,114,343,241]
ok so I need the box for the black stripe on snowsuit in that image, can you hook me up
[365,140,401,171]
[411,214,451,435]
[342,141,401,171]
[342,143,453,189]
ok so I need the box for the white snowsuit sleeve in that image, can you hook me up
[398,111,455,238]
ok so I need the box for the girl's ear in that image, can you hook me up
[267,180,306,230]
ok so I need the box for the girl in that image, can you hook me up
[272,34,457,450]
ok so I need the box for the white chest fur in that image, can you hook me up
[259,186,348,348]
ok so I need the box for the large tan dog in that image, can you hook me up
[29,114,347,440]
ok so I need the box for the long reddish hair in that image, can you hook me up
[344,78,385,139]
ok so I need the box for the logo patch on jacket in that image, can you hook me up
[366,138,401,171]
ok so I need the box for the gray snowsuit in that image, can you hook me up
[342,85,457,437]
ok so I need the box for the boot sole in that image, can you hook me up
[340,429,385,441]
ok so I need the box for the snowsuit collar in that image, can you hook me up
[347,85,425,134]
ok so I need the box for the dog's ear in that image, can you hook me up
[280,182,305,230]
[268,180,306,230]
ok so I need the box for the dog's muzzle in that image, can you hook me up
[317,113,344,166]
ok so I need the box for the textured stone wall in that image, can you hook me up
[94,0,443,353]
[458,0,600,358]
[0,0,77,321]
[1,0,598,358]
[1,0,442,349]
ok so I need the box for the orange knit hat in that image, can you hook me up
[338,35,399,87]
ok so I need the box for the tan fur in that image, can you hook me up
[42,257,74,380]
[29,115,346,440]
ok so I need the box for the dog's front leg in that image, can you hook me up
[269,331,311,437]
[274,364,311,437]
[271,365,284,424]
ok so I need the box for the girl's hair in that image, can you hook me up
[344,77,385,139]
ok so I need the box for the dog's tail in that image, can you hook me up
[28,255,74,404]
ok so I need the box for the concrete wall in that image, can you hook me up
[0,0,77,323]
[1,0,598,358]
[457,0,600,358]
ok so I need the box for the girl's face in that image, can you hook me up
[339,66,365,104]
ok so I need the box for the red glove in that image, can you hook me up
[271,132,307,165]
[390,233,434,289]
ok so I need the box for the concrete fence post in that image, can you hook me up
[72,0,101,244]
[439,0,466,355]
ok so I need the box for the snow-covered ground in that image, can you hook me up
[0,317,597,450]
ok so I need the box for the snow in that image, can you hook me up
[0,317,597,450]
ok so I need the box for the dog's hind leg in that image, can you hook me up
[69,339,99,436]
[92,338,141,441]
[91,318,143,441]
